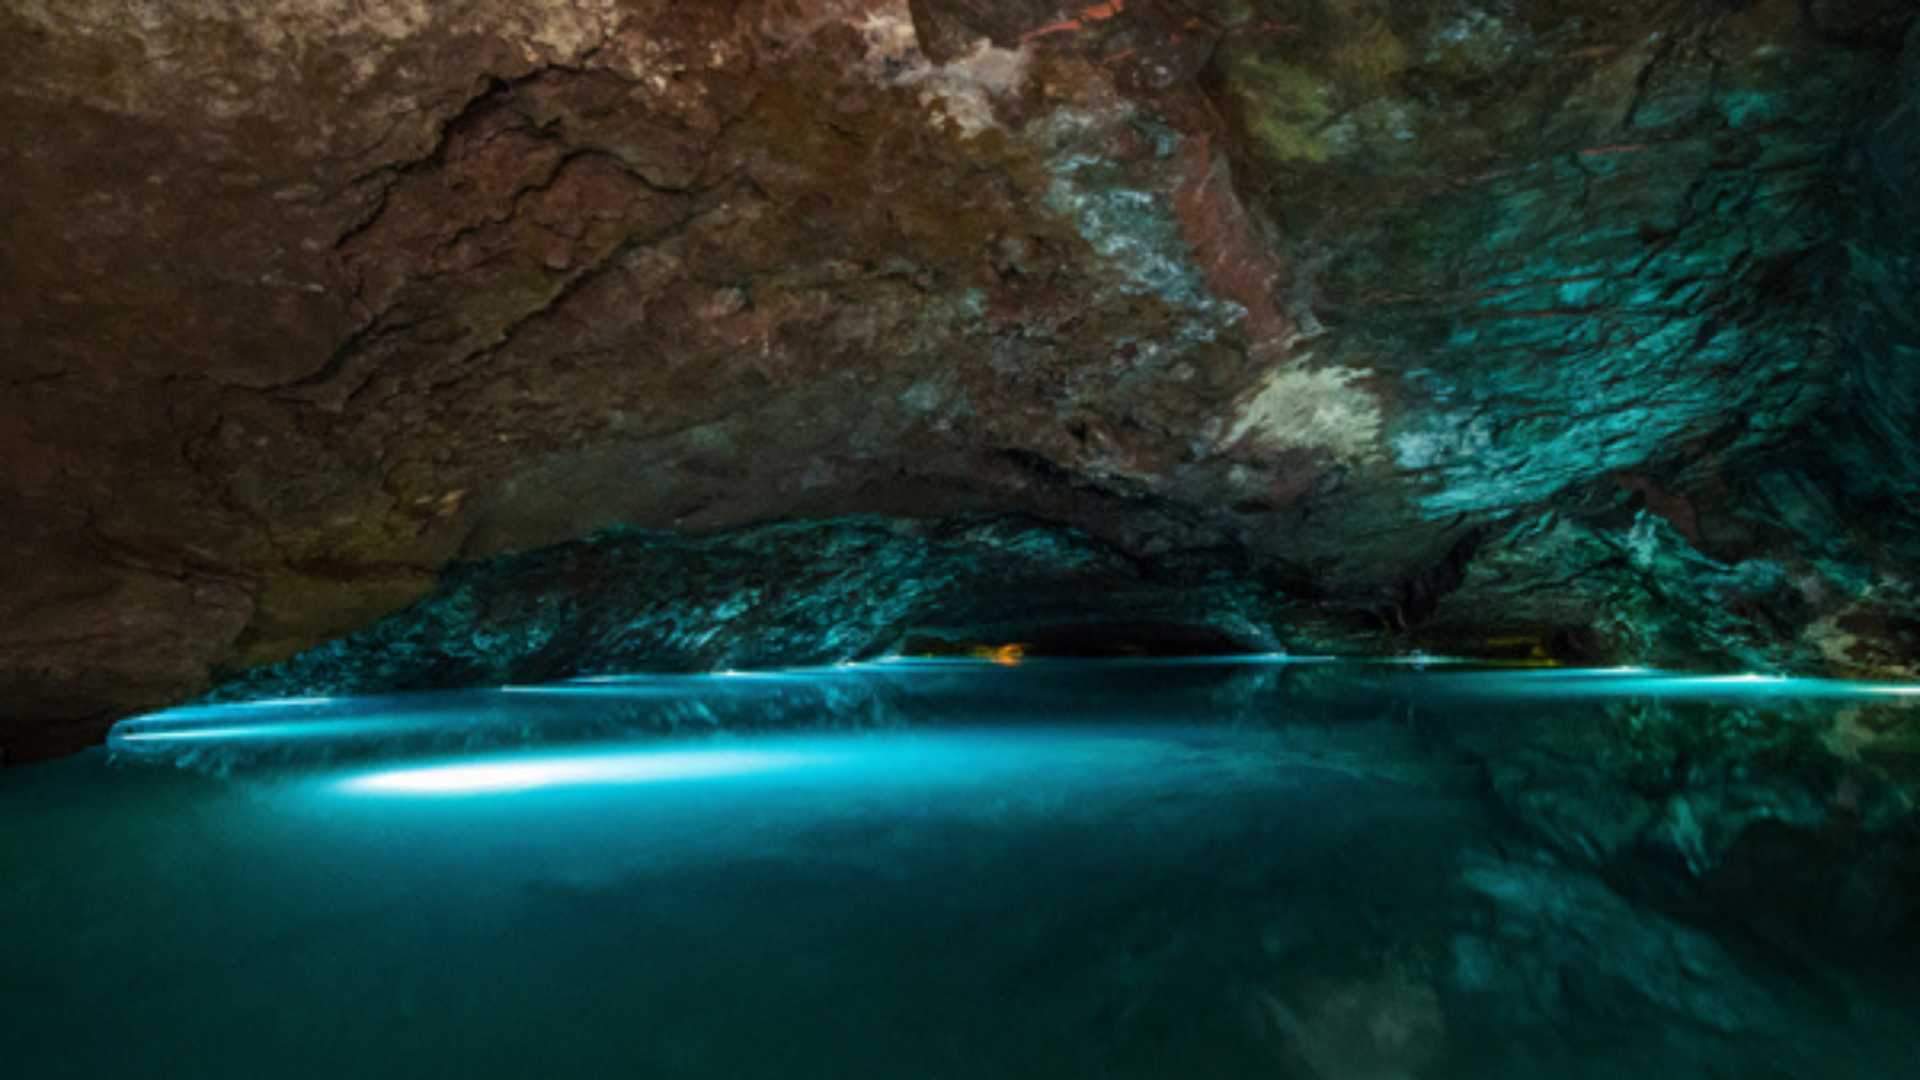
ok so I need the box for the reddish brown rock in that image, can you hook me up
[1,0,1915,758]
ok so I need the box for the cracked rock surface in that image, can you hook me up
[2,0,1916,759]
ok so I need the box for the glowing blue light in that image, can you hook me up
[712,669,830,682]
[1487,666,1654,680]
[1148,653,1337,666]
[1377,653,1470,667]
[114,719,398,743]
[1423,669,1920,701]
[498,683,674,697]
[104,663,1920,772]
[339,748,821,796]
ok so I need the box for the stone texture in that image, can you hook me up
[202,515,1347,702]
[2,1,1917,758]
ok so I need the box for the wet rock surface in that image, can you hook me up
[2,2,1918,757]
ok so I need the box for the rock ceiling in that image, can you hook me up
[2,0,1916,758]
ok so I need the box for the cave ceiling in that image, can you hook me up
[2,0,1917,757]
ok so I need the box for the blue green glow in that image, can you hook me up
[114,720,401,743]
[340,748,825,795]
[1423,670,1920,700]
[106,664,1920,768]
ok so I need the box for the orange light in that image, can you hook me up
[966,643,1026,666]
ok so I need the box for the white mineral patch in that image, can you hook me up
[515,0,621,63]
[859,8,920,59]
[1392,412,1494,471]
[15,0,620,111]
[859,3,1029,138]
[1220,363,1383,465]
[18,0,437,54]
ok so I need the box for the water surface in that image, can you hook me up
[4,661,1917,1078]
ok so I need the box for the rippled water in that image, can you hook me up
[4,661,1917,1078]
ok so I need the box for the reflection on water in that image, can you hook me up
[4,662,1917,1078]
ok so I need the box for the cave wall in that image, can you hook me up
[2,1,1916,758]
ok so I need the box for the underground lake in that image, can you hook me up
[4,659,1917,1079]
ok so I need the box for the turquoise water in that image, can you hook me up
[4,662,1917,1078]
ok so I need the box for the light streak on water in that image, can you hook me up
[114,719,404,743]
[104,662,1920,766]
[1416,668,1920,701]
[498,682,681,697]
[338,748,824,795]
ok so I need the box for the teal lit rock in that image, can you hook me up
[204,516,1325,702]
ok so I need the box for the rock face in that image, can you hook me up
[202,515,1328,701]
[2,1,1917,759]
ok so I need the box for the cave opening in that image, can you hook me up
[897,620,1264,660]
